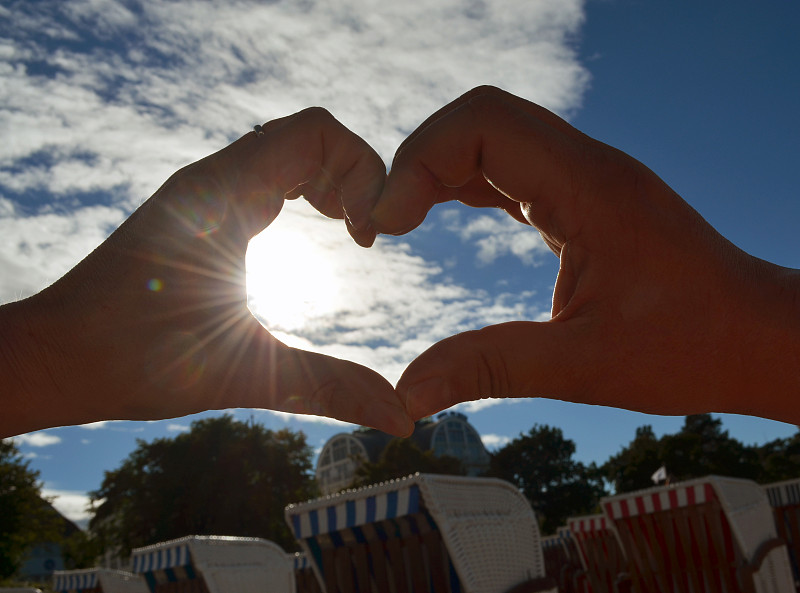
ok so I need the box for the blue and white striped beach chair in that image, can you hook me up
[285,473,556,593]
[131,536,294,593]
[289,553,323,593]
[52,568,149,593]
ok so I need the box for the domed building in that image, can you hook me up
[316,412,491,495]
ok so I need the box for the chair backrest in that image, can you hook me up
[131,536,294,593]
[568,514,627,593]
[53,569,149,593]
[285,473,551,593]
[763,477,800,589]
[602,476,794,593]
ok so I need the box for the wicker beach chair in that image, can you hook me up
[52,568,149,593]
[285,473,557,593]
[567,514,629,593]
[602,475,794,593]
[131,536,294,593]
[542,527,589,593]
[763,477,800,590]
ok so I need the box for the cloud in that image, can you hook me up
[1,0,584,386]
[440,207,552,266]
[12,431,62,447]
[166,423,190,433]
[42,487,93,528]
[481,433,512,449]
[268,409,355,428]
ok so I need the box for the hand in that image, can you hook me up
[372,86,800,425]
[1,108,413,438]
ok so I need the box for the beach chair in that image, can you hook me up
[52,568,149,593]
[285,473,557,593]
[291,553,323,593]
[131,535,294,593]
[763,477,800,590]
[602,475,794,593]
[541,527,589,593]
[567,514,629,593]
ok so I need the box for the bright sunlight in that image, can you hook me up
[246,222,341,332]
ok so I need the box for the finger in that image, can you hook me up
[257,108,385,245]
[393,85,585,162]
[211,108,386,246]
[395,321,591,420]
[372,87,624,240]
[196,318,414,437]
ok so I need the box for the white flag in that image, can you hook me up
[651,465,668,484]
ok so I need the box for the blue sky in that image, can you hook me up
[2,0,799,527]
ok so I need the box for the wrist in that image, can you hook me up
[0,295,68,437]
[722,256,800,423]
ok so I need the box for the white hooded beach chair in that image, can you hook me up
[52,568,149,593]
[602,475,794,593]
[130,535,294,593]
[763,477,800,590]
[285,473,556,593]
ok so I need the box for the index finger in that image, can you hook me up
[372,86,633,243]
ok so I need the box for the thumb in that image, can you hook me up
[396,321,590,420]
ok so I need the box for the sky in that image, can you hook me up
[2,0,799,529]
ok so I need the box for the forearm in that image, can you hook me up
[0,294,79,438]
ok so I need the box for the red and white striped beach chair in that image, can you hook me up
[602,475,794,593]
[567,514,629,593]
[53,569,149,593]
[541,527,589,593]
[131,536,294,593]
[285,473,556,593]
[763,477,800,591]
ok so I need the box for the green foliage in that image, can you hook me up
[603,414,799,493]
[0,440,61,580]
[350,438,466,488]
[89,416,316,556]
[487,425,606,535]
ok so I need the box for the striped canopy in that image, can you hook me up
[288,481,422,540]
[603,481,715,519]
[53,570,98,592]
[764,477,800,507]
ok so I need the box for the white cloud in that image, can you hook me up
[42,487,93,528]
[166,423,190,433]
[1,0,582,386]
[481,433,512,449]
[441,208,552,266]
[13,431,62,447]
[268,409,354,428]
[79,421,110,430]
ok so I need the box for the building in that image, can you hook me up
[316,412,491,495]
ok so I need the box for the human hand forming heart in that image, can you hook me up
[3,86,799,439]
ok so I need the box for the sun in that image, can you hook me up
[246,223,341,332]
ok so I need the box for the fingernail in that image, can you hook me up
[404,377,449,420]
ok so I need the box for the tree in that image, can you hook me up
[755,432,800,483]
[0,440,61,581]
[350,438,465,488]
[488,425,606,535]
[603,415,764,493]
[603,425,663,493]
[89,416,316,556]
[659,414,761,482]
